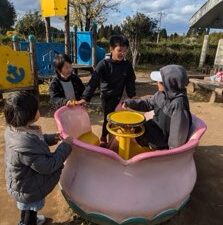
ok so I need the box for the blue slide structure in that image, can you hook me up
[76,31,106,65]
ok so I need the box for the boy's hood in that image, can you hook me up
[5,126,45,154]
[160,65,189,99]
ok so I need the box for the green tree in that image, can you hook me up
[104,25,110,39]
[15,11,45,39]
[169,32,179,41]
[98,24,106,39]
[160,28,167,40]
[70,0,119,31]
[0,0,16,34]
[98,24,122,40]
[122,12,157,69]
[113,25,122,35]
[50,27,64,41]
[108,24,113,37]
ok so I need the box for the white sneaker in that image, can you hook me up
[37,215,46,225]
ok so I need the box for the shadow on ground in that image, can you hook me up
[163,145,223,225]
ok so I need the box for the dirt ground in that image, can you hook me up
[0,72,223,225]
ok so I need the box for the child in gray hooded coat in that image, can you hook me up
[4,91,73,225]
[123,65,192,150]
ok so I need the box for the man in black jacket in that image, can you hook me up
[76,35,136,147]
[49,54,85,109]
[123,65,192,150]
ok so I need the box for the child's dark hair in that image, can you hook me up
[53,54,72,72]
[109,35,129,48]
[4,91,39,127]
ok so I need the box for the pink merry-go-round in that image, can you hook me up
[54,105,206,225]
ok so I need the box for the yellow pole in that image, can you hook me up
[119,137,130,160]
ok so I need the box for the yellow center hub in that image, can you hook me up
[107,111,145,160]
[108,111,145,126]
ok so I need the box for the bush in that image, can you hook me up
[138,42,217,68]
[0,35,11,45]
[97,38,109,50]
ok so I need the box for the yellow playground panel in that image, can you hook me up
[0,45,33,92]
[41,0,68,17]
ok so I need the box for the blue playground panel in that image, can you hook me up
[76,32,106,65]
[96,45,106,63]
[19,33,106,78]
[19,42,65,78]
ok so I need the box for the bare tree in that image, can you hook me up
[122,13,157,69]
[69,0,119,31]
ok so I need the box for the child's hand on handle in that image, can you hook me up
[121,100,135,111]
[66,99,76,107]
[122,102,128,110]
[75,99,87,106]
[54,133,61,143]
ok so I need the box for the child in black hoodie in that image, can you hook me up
[123,65,192,150]
[76,35,136,147]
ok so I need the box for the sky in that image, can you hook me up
[10,0,206,35]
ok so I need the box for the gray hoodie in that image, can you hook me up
[125,65,192,149]
[4,126,72,203]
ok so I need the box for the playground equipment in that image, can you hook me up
[15,32,106,78]
[19,41,65,78]
[106,111,145,160]
[40,0,68,17]
[39,0,106,77]
[0,35,39,94]
[0,45,32,91]
[76,31,106,66]
[54,105,207,225]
